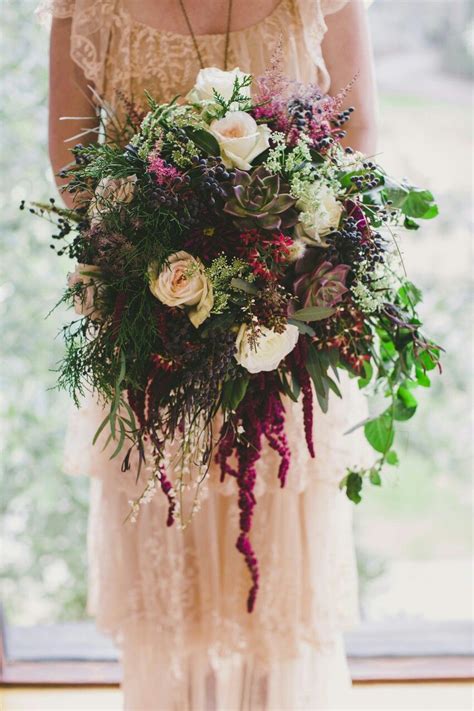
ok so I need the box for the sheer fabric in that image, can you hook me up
[41,1,372,708]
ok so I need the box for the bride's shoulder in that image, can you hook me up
[319,0,351,15]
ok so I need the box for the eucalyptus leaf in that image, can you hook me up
[230,277,258,295]
[287,318,316,336]
[292,306,335,322]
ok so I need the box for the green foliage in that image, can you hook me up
[221,376,250,411]
[383,180,439,223]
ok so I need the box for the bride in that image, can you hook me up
[46,0,376,708]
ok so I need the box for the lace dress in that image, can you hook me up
[43,1,369,708]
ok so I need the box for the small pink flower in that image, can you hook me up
[147,152,182,186]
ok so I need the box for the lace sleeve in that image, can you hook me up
[37,0,115,95]
[320,0,350,15]
[36,0,75,20]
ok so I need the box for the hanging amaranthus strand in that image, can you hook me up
[216,373,296,611]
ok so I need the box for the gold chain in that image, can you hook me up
[178,0,234,70]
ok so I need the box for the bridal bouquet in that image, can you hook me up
[26,63,440,611]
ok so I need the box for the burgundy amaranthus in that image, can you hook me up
[157,465,176,527]
[216,373,295,612]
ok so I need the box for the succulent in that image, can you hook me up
[224,167,297,230]
[294,260,351,309]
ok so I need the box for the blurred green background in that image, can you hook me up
[0,0,472,624]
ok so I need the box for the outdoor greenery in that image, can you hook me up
[0,0,472,624]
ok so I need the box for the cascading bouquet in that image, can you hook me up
[25,62,440,611]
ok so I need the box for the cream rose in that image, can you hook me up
[67,263,102,320]
[235,323,299,374]
[296,185,343,246]
[188,67,251,103]
[89,174,137,226]
[148,251,214,328]
[209,111,271,171]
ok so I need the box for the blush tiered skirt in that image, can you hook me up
[65,374,367,710]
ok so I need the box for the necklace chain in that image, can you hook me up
[178,0,233,71]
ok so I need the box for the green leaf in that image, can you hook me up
[287,318,316,337]
[306,344,328,398]
[222,376,250,411]
[386,450,399,466]
[186,128,220,156]
[345,471,363,504]
[416,348,438,372]
[316,389,329,413]
[121,401,138,432]
[290,373,301,401]
[404,216,420,230]
[398,281,423,308]
[393,385,418,421]
[369,469,382,486]
[358,360,373,389]
[402,189,438,219]
[279,373,299,403]
[110,418,126,459]
[416,367,431,387]
[230,277,258,295]
[364,410,395,454]
[92,413,111,446]
[327,375,342,398]
[292,306,335,322]
[393,400,416,422]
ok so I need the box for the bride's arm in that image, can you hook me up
[322,0,377,155]
[49,17,97,207]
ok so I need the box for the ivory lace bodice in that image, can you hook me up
[41,0,349,111]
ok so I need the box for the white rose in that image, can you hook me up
[235,323,300,374]
[148,251,214,328]
[188,67,251,103]
[89,174,137,227]
[209,111,271,171]
[296,185,343,246]
[67,263,102,320]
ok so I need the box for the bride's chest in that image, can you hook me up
[102,0,304,107]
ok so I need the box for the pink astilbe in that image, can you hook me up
[147,151,182,186]
[254,44,358,150]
